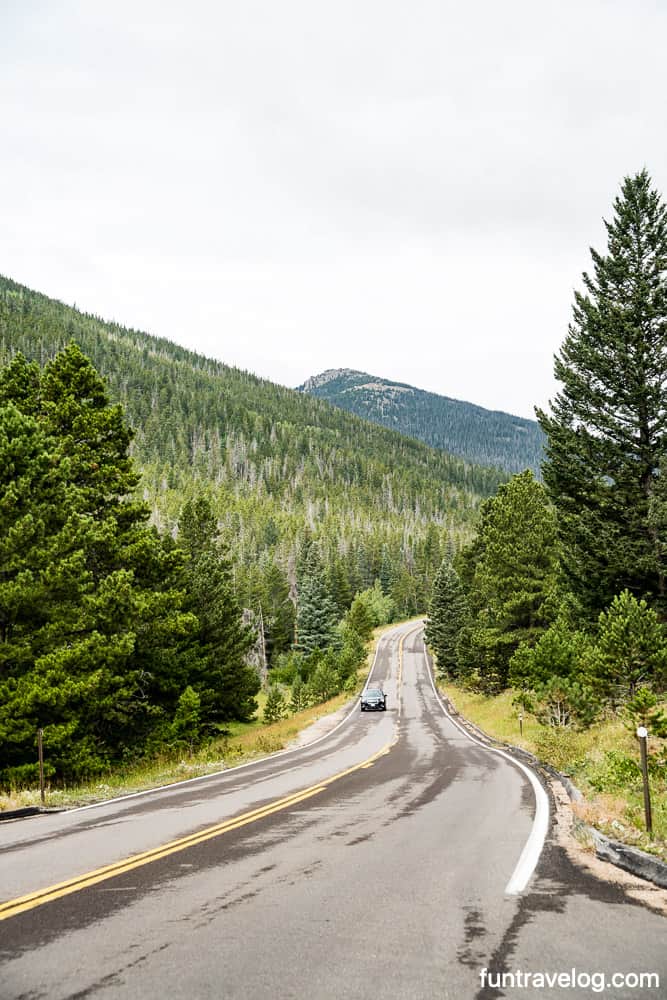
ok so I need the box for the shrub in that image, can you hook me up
[524,676,599,730]
[585,751,641,793]
[171,686,202,753]
[355,581,394,627]
[306,661,341,704]
[533,727,582,772]
[271,650,305,685]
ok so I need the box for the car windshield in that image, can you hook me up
[365,689,382,697]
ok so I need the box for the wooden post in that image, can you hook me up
[37,728,45,806]
[637,726,653,837]
[518,712,523,738]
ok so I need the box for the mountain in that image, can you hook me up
[0,275,507,618]
[298,369,544,475]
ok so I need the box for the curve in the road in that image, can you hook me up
[65,619,415,817]
[0,626,415,921]
[3,622,663,1000]
[423,642,549,896]
[0,622,548,926]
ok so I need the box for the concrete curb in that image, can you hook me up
[587,828,667,889]
[439,688,667,891]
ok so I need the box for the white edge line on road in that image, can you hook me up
[67,620,420,815]
[421,635,549,897]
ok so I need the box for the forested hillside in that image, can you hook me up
[299,369,545,475]
[0,275,504,622]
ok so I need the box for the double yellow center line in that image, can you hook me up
[0,628,413,922]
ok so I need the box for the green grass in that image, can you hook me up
[441,683,667,862]
[0,620,417,813]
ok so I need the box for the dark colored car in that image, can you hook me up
[360,687,387,711]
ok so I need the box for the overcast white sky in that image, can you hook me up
[2,1,665,419]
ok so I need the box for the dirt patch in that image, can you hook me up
[286,699,356,749]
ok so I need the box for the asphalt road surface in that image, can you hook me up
[1,622,665,999]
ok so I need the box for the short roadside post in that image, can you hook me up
[518,712,523,738]
[37,728,45,806]
[636,726,652,837]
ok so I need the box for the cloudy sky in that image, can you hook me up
[2,1,665,419]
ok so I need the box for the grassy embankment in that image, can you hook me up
[441,684,667,861]
[0,621,410,813]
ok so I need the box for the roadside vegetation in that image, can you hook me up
[441,684,667,860]
[427,171,667,862]
[0,336,408,796]
[0,621,396,812]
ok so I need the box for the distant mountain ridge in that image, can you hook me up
[298,368,544,475]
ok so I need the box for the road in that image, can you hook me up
[1,622,665,999]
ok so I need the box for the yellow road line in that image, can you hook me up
[0,784,327,921]
[0,624,419,923]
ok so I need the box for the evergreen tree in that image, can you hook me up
[177,495,259,724]
[326,558,353,618]
[39,343,143,524]
[345,594,374,642]
[306,655,340,703]
[509,621,599,729]
[648,455,667,600]
[177,493,218,559]
[623,687,667,738]
[537,170,667,615]
[390,566,419,619]
[509,619,593,690]
[295,544,339,654]
[336,623,367,680]
[0,404,98,778]
[459,471,560,690]
[425,561,468,677]
[590,590,667,703]
[263,686,287,724]
[0,351,194,782]
[519,676,599,729]
[289,675,307,713]
[379,546,394,594]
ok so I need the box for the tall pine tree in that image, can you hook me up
[458,471,560,690]
[537,170,667,615]
[295,542,339,654]
[425,561,468,677]
[177,495,259,723]
[0,348,194,782]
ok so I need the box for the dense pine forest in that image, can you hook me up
[299,368,545,475]
[0,275,510,787]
